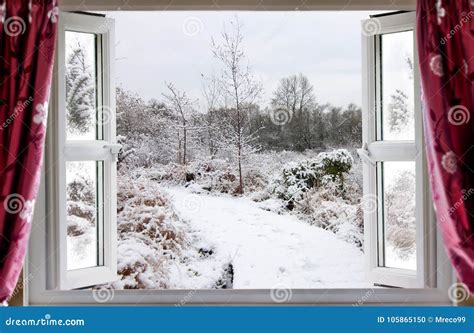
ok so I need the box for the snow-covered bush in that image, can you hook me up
[66,173,98,269]
[118,134,173,170]
[317,149,353,184]
[243,168,268,193]
[298,188,363,247]
[260,149,364,247]
[67,177,95,203]
[274,149,354,202]
[66,176,96,236]
[113,172,187,289]
[384,170,416,258]
[139,154,271,195]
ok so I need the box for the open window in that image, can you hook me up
[26,6,453,305]
[359,11,434,288]
[53,12,118,289]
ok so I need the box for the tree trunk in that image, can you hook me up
[208,127,214,159]
[236,109,244,195]
[177,131,182,164]
[237,144,244,194]
[183,126,187,165]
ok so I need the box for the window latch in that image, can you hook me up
[357,143,376,166]
[103,143,122,161]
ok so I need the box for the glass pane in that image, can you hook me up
[66,161,104,270]
[381,161,416,270]
[65,31,101,140]
[380,31,415,140]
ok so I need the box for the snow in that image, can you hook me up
[166,186,369,288]
[67,218,96,270]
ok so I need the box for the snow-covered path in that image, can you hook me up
[167,187,369,289]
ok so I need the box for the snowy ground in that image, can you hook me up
[166,187,370,289]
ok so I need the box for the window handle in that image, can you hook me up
[103,143,122,161]
[357,143,376,166]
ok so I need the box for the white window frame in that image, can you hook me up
[26,5,454,305]
[48,12,117,290]
[359,12,433,289]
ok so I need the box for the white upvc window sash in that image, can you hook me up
[360,11,435,289]
[54,12,118,290]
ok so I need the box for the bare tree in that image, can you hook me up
[271,73,317,149]
[201,74,221,158]
[162,82,197,165]
[272,74,315,116]
[211,19,262,194]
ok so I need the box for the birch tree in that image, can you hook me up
[211,19,262,194]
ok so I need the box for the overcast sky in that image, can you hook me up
[103,11,383,109]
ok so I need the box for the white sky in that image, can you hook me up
[102,11,384,109]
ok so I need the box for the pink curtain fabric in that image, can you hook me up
[416,0,474,292]
[0,0,57,302]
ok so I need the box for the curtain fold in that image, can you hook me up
[416,0,474,292]
[0,0,57,302]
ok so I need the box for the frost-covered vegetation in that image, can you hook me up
[65,17,416,289]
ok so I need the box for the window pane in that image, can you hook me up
[65,31,101,140]
[66,161,104,270]
[380,31,414,141]
[381,161,416,270]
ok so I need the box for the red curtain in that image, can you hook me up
[0,0,57,302]
[417,0,474,292]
